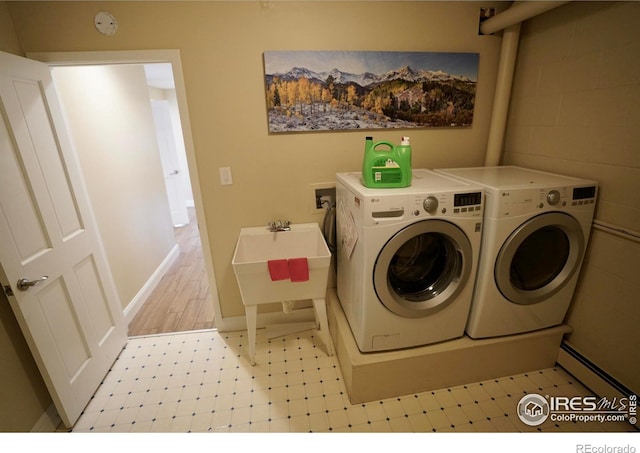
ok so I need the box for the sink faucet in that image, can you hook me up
[268,220,291,232]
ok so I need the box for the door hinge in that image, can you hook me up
[3,285,14,297]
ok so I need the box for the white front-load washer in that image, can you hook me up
[435,166,598,338]
[336,169,484,352]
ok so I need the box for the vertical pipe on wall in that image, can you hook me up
[481,1,569,166]
[484,23,521,167]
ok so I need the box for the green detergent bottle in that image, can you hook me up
[362,136,412,188]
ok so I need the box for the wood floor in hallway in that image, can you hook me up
[128,208,214,337]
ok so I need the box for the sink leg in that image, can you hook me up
[312,298,334,357]
[245,305,257,366]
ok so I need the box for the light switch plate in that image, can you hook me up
[219,167,233,185]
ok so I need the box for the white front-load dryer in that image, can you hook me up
[435,166,598,338]
[336,169,484,352]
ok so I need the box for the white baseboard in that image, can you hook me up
[31,404,62,432]
[557,343,632,400]
[123,244,180,324]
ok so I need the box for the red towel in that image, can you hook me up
[268,259,289,281]
[288,257,309,282]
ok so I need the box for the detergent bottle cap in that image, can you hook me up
[401,136,410,146]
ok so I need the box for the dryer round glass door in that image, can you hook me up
[494,212,585,305]
[373,220,472,318]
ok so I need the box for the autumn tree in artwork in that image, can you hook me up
[265,73,475,127]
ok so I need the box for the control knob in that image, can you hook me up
[547,190,560,206]
[423,196,438,214]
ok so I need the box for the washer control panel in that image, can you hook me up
[410,191,483,217]
[423,196,438,214]
[454,192,483,213]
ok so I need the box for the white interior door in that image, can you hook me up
[151,99,189,227]
[0,51,128,428]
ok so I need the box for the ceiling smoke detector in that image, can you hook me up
[94,11,118,36]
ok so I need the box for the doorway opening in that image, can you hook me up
[129,63,214,336]
[32,50,221,338]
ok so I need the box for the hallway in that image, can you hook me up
[128,208,214,336]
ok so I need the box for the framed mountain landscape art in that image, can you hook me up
[263,50,479,133]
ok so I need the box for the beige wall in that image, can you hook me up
[503,1,640,392]
[0,1,21,55]
[52,65,176,311]
[5,1,505,318]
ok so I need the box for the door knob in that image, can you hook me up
[169,169,180,175]
[17,276,48,291]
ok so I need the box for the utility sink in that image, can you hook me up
[232,223,334,365]
[232,223,331,305]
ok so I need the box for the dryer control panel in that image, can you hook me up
[536,186,597,210]
[490,185,597,218]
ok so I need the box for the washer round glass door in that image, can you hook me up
[373,220,472,318]
[495,212,585,305]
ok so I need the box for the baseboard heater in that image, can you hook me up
[558,342,635,399]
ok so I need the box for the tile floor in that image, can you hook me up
[68,329,635,434]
